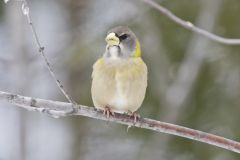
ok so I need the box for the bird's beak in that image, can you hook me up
[105,32,120,46]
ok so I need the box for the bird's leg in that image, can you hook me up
[103,106,115,118]
[127,110,140,124]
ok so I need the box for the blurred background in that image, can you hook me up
[0,0,240,159]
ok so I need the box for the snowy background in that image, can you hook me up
[0,0,240,159]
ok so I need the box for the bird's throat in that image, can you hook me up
[107,45,121,59]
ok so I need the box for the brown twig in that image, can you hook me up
[142,0,240,45]
[0,90,239,154]
[21,0,76,105]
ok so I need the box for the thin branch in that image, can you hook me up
[21,0,76,105]
[142,0,240,45]
[142,2,223,157]
[0,90,240,154]
[165,0,222,120]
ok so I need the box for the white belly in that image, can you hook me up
[107,75,126,112]
[112,96,127,110]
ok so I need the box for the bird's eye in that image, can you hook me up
[119,34,128,41]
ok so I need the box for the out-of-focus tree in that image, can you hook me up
[0,0,240,160]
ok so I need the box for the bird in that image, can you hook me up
[91,26,147,122]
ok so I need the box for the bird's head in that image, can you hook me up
[104,26,141,59]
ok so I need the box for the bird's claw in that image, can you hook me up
[127,111,140,124]
[103,106,115,118]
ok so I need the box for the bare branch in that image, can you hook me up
[0,90,239,154]
[142,0,240,45]
[21,0,76,105]
[164,0,222,120]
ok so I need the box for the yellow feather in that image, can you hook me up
[134,39,141,58]
[91,57,147,113]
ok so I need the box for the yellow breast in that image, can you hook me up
[91,57,147,113]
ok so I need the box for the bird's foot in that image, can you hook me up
[103,106,115,118]
[127,110,140,124]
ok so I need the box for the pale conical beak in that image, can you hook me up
[105,32,120,46]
